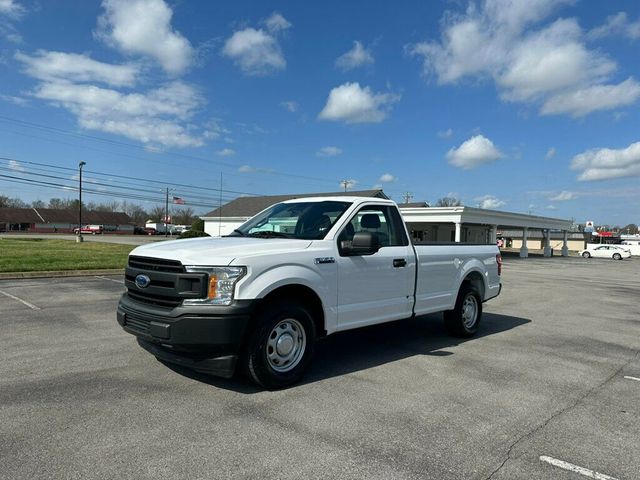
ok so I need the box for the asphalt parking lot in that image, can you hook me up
[1,256,638,479]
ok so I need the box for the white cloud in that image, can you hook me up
[216,148,235,156]
[318,82,400,124]
[545,147,556,159]
[16,50,139,87]
[571,141,640,181]
[335,41,374,70]
[238,165,255,173]
[437,128,453,139]
[280,100,298,112]
[546,205,558,210]
[0,0,24,18]
[409,0,639,117]
[548,191,575,201]
[223,14,291,76]
[96,0,194,75]
[203,118,231,140]
[0,0,25,42]
[264,12,291,34]
[28,80,205,148]
[446,134,503,169]
[588,12,640,41]
[475,195,506,209]
[379,173,396,183]
[0,93,28,105]
[8,159,24,171]
[316,146,342,157]
[540,77,640,117]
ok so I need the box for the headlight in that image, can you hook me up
[182,266,245,306]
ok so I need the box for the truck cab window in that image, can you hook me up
[338,205,407,250]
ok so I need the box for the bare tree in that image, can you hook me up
[148,205,166,222]
[173,207,196,225]
[0,196,28,208]
[435,197,463,207]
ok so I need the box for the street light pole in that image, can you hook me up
[77,161,86,243]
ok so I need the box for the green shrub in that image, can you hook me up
[178,229,210,239]
[191,218,205,232]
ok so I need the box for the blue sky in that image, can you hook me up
[0,0,639,226]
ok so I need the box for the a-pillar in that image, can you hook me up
[543,229,552,257]
[520,227,529,258]
[489,225,498,244]
[561,230,569,257]
[454,222,461,243]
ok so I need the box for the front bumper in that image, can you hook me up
[117,293,255,377]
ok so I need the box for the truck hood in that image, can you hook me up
[129,236,313,266]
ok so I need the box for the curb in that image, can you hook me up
[0,269,124,280]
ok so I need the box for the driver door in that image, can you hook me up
[335,205,415,330]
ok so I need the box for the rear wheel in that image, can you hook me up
[244,301,316,389]
[582,251,591,258]
[444,285,482,338]
[613,253,622,260]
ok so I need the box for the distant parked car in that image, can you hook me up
[579,245,631,260]
[144,227,157,236]
[73,224,103,235]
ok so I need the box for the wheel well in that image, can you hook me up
[462,271,485,300]
[256,285,326,337]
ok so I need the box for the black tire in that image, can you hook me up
[244,301,316,389]
[582,251,591,258]
[443,285,482,338]
[613,253,622,260]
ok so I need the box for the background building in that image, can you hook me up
[0,208,133,234]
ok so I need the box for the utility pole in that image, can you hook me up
[77,161,86,243]
[340,180,350,192]
[218,172,223,237]
[165,187,169,237]
[402,192,413,204]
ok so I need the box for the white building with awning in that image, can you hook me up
[399,205,574,258]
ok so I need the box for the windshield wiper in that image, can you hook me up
[247,231,292,238]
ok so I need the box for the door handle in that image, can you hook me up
[393,258,407,268]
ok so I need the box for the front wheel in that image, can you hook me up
[444,285,482,338]
[582,251,591,258]
[244,302,316,389]
[613,253,622,260]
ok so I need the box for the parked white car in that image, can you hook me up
[579,245,631,260]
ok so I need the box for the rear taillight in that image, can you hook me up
[496,254,502,276]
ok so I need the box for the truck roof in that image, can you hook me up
[281,196,396,206]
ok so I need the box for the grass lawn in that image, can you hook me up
[0,238,135,272]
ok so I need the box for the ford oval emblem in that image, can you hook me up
[135,274,151,289]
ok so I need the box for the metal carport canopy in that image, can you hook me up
[399,206,573,230]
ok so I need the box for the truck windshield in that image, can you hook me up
[230,201,352,240]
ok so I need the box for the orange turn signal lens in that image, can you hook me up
[207,274,218,299]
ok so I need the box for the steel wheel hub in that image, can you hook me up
[462,295,478,328]
[266,318,306,373]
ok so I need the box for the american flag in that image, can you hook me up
[172,196,185,205]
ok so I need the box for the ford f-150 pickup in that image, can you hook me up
[117,196,502,388]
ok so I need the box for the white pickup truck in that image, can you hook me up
[117,196,502,388]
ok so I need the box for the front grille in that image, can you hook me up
[129,256,184,273]
[124,313,150,335]
[127,290,182,308]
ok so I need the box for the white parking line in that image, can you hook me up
[540,456,619,480]
[623,375,640,382]
[94,275,125,285]
[0,290,41,310]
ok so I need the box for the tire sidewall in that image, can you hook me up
[246,302,316,389]
[445,286,482,337]
[582,252,590,258]
[613,253,621,260]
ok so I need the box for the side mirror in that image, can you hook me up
[341,231,380,256]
